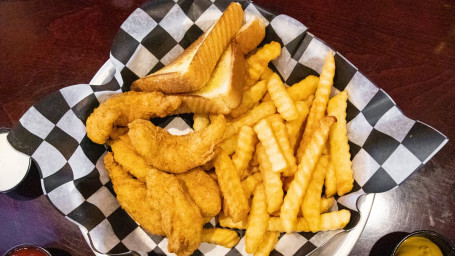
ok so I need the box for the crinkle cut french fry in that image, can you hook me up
[327,91,354,196]
[263,75,318,102]
[297,51,335,162]
[246,41,281,87]
[220,135,238,155]
[223,193,230,217]
[287,75,319,101]
[268,217,309,232]
[286,101,309,152]
[193,113,210,131]
[302,155,329,232]
[241,166,260,180]
[222,166,257,214]
[305,95,315,108]
[261,92,272,102]
[260,67,274,80]
[224,101,276,139]
[254,231,280,256]
[251,149,259,167]
[269,210,349,232]
[254,119,287,173]
[285,97,314,153]
[283,175,293,192]
[267,73,298,121]
[257,144,284,213]
[219,213,248,229]
[319,209,351,231]
[320,197,335,213]
[226,171,258,211]
[232,126,257,176]
[267,114,297,177]
[269,210,280,217]
[324,156,337,198]
[201,228,240,248]
[242,172,262,199]
[263,79,317,104]
[321,142,330,155]
[280,116,336,233]
[231,80,268,118]
[214,149,250,222]
[245,184,269,254]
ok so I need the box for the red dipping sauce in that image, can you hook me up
[5,246,50,256]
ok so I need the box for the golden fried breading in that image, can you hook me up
[86,91,182,144]
[109,135,151,182]
[128,115,226,173]
[146,169,203,256]
[177,168,221,218]
[110,139,221,217]
[201,228,240,248]
[103,153,164,236]
[109,127,129,140]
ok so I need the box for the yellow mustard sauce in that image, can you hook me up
[395,237,443,256]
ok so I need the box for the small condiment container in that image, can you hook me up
[3,244,51,256]
[392,230,455,256]
[0,128,31,193]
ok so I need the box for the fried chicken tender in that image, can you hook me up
[177,168,221,218]
[146,169,203,256]
[103,153,164,236]
[86,91,182,144]
[110,136,221,218]
[109,127,129,140]
[128,115,226,173]
[109,135,151,182]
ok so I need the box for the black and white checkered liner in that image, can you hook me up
[7,0,448,255]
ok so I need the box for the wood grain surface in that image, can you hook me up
[0,0,453,255]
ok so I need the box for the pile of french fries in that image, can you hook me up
[194,42,354,255]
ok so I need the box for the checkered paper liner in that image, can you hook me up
[7,0,448,255]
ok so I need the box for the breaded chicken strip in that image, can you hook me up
[146,170,203,256]
[86,91,182,144]
[128,115,226,173]
[109,135,150,182]
[177,168,221,218]
[104,152,164,236]
[110,137,221,218]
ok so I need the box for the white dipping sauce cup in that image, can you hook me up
[0,130,31,193]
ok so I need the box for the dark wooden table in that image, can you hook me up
[1,0,454,255]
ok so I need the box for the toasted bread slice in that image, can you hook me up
[131,3,244,94]
[172,95,232,115]
[192,43,245,109]
[234,17,266,55]
[172,43,246,114]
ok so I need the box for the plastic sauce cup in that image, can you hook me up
[3,244,51,256]
[0,129,31,193]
